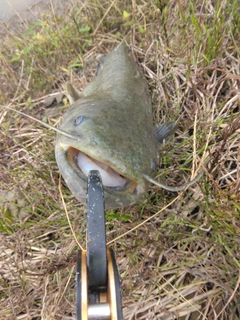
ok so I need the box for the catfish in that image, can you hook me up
[4,43,202,208]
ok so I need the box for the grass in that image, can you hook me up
[0,0,240,319]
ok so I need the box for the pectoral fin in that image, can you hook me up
[96,55,106,75]
[65,82,84,104]
[155,121,178,144]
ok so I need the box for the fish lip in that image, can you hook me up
[67,146,137,193]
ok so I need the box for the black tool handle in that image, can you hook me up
[87,170,107,289]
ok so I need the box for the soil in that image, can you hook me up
[0,0,67,38]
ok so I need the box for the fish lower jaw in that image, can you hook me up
[77,151,126,188]
[67,147,137,192]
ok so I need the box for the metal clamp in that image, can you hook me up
[76,170,123,320]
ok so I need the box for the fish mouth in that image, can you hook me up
[67,147,137,193]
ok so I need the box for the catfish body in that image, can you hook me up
[55,44,175,208]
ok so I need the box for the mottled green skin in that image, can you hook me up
[55,44,158,208]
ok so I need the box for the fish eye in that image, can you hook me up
[74,115,85,126]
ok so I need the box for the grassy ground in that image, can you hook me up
[0,0,240,319]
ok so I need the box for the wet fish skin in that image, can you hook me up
[55,43,176,208]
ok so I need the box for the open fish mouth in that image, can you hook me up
[67,147,137,193]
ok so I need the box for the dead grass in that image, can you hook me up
[0,0,240,319]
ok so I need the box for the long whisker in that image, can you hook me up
[2,105,82,141]
[142,169,203,192]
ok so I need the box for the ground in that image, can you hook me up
[0,0,240,319]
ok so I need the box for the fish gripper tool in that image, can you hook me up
[76,170,123,320]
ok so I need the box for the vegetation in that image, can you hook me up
[0,0,239,319]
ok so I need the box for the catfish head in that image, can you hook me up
[55,88,164,209]
[55,90,179,208]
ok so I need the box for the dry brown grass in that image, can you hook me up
[0,0,240,319]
